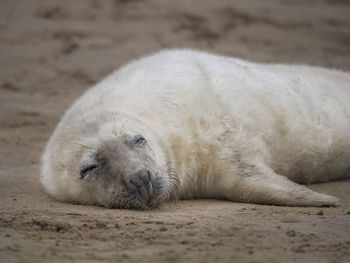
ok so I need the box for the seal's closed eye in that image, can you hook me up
[80,164,97,179]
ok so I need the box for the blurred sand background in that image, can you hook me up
[0,0,350,262]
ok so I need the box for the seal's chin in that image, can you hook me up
[103,186,171,210]
[106,192,166,210]
[100,168,179,210]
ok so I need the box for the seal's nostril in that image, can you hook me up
[136,169,152,184]
[127,169,158,202]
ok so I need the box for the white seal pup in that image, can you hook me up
[41,49,350,209]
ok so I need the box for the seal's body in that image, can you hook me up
[41,49,350,209]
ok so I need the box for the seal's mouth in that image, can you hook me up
[104,168,179,210]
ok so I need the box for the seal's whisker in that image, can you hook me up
[157,162,180,195]
[113,115,118,137]
[119,118,129,136]
[73,142,95,150]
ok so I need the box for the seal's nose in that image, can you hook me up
[127,169,159,202]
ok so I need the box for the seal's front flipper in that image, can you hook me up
[225,166,339,207]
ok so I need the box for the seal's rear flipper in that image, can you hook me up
[226,167,339,207]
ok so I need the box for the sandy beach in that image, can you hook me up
[1,0,350,262]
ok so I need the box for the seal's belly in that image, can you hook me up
[269,122,350,184]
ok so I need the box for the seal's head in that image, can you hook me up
[41,111,178,209]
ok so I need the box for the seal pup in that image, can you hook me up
[41,49,350,209]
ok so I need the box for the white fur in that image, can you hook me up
[41,49,350,207]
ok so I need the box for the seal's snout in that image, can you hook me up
[127,169,160,205]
